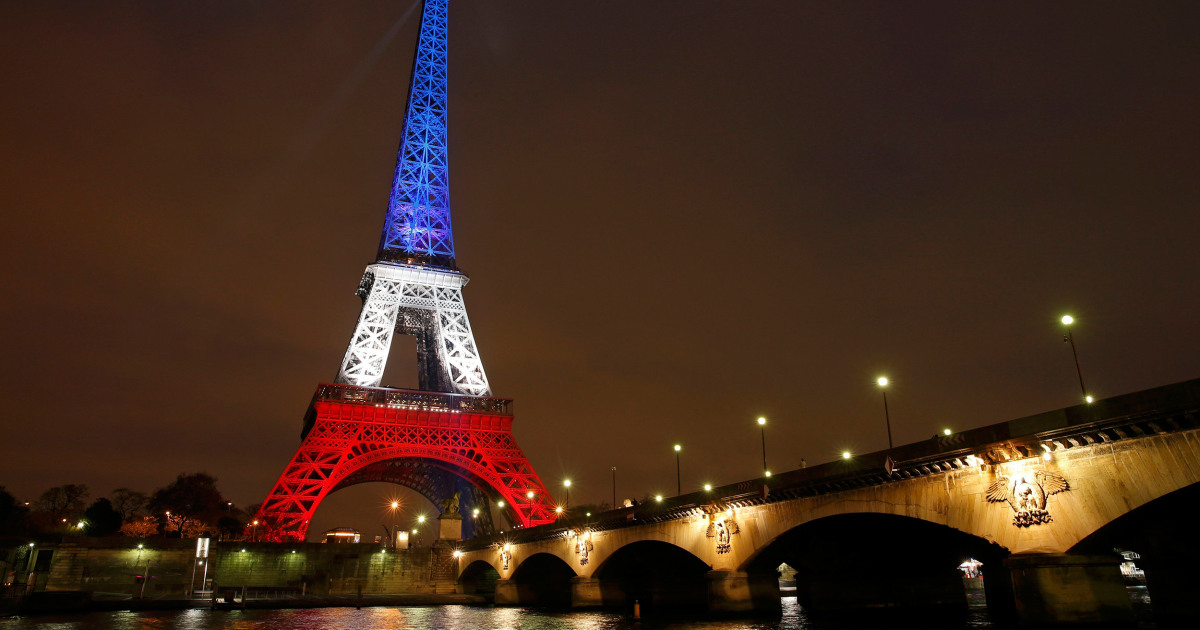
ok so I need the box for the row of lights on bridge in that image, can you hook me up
[375,315,1091,530]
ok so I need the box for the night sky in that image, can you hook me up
[2,1,1198,540]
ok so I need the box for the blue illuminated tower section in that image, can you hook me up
[334,0,490,396]
[378,0,455,267]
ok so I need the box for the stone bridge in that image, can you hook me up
[454,379,1200,627]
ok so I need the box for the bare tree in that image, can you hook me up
[36,484,89,521]
[110,488,148,521]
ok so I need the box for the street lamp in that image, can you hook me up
[673,444,682,495]
[389,501,400,548]
[1061,315,1092,403]
[877,376,893,449]
[757,417,768,476]
[611,466,617,509]
[562,479,572,508]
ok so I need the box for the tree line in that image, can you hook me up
[0,473,256,541]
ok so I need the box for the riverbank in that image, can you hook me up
[4,592,489,617]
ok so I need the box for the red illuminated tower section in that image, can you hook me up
[252,0,556,541]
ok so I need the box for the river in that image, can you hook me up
[0,599,1005,630]
[1,592,1167,630]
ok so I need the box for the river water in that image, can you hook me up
[0,600,1004,630]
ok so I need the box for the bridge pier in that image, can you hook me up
[493,579,523,606]
[1003,553,1135,627]
[705,570,781,615]
[569,576,603,609]
[706,570,752,613]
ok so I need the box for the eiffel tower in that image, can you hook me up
[253,0,557,542]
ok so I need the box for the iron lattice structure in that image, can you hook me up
[256,386,556,541]
[379,0,454,267]
[334,263,490,395]
[254,0,556,541]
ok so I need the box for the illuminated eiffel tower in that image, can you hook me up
[254,0,556,542]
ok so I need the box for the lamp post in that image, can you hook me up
[1061,315,1092,403]
[611,466,616,509]
[673,444,682,495]
[877,377,893,449]
[562,479,571,509]
[757,417,768,476]
[389,501,399,548]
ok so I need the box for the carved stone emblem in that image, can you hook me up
[987,470,1070,527]
[705,515,740,554]
[499,544,512,570]
[573,531,594,566]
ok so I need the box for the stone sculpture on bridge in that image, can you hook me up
[706,510,741,554]
[986,470,1070,527]
[573,531,593,565]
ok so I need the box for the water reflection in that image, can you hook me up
[0,600,1002,630]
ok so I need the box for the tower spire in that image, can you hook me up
[378,0,454,268]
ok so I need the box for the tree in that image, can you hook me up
[35,484,89,521]
[0,486,30,536]
[181,520,213,539]
[82,498,123,537]
[110,488,148,521]
[216,516,243,541]
[148,473,227,538]
[119,516,159,538]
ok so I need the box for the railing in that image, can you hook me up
[315,383,512,416]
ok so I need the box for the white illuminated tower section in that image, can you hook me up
[335,0,489,396]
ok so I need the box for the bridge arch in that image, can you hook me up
[1069,481,1200,627]
[743,512,1011,616]
[593,540,711,615]
[459,559,502,596]
[508,552,577,608]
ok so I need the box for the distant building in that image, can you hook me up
[322,528,360,543]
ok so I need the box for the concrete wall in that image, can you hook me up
[19,539,457,599]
